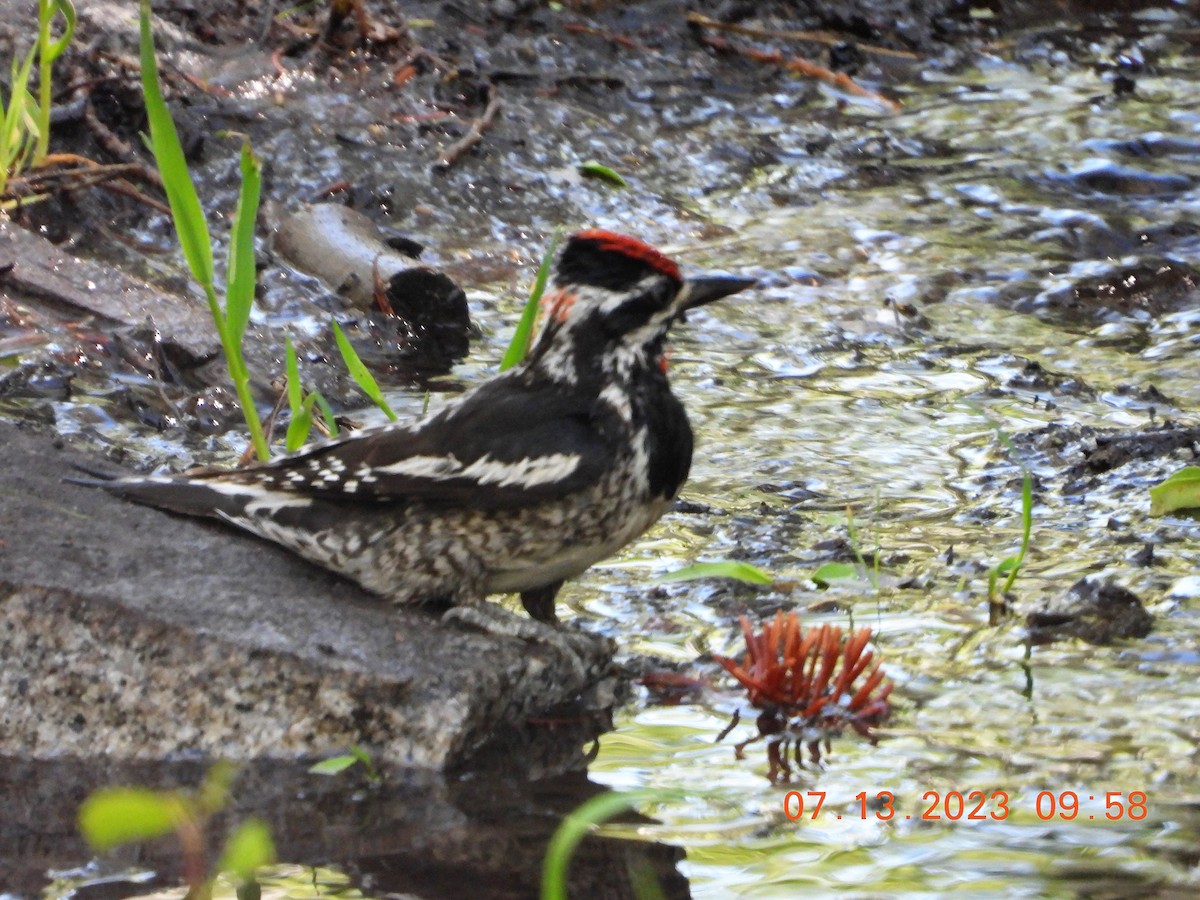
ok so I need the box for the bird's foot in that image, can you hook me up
[441,604,612,689]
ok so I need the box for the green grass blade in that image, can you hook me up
[284,336,303,414]
[35,0,76,163]
[138,0,214,295]
[1,44,40,194]
[1002,471,1033,594]
[285,393,315,452]
[501,229,561,371]
[331,319,397,421]
[310,390,339,437]
[542,790,682,900]
[225,140,262,343]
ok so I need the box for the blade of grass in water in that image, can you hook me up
[501,229,562,371]
[331,320,397,421]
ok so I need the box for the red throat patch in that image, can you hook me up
[542,288,577,322]
[573,229,682,283]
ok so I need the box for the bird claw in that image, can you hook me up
[441,604,611,689]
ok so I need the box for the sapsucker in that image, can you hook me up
[85,230,754,625]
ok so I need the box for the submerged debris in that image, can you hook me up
[714,611,892,783]
[1025,577,1153,646]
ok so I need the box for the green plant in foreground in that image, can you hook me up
[308,744,382,784]
[0,41,39,197]
[331,319,398,420]
[501,228,562,371]
[542,789,680,900]
[283,335,340,451]
[138,0,270,462]
[34,0,76,165]
[1149,466,1200,516]
[0,0,74,200]
[78,762,275,899]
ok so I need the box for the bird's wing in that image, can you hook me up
[244,377,616,508]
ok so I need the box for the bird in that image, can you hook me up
[82,230,754,630]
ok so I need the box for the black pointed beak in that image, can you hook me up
[679,274,757,310]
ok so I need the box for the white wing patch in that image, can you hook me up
[461,452,581,487]
[376,452,581,488]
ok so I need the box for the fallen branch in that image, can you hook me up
[433,86,502,172]
[700,33,902,112]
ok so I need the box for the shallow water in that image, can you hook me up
[12,2,1200,898]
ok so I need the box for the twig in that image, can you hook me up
[563,22,649,52]
[687,12,921,61]
[432,86,502,172]
[700,34,902,112]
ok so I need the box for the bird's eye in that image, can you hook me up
[604,282,674,335]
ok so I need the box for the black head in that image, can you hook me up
[540,230,754,351]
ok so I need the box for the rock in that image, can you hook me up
[1025,576,1153,645]
[0,420,614,771]
[0,215,220,361]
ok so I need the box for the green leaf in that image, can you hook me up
[199,760,238,815]
[811,562,859,586]
[225,140,262,343]
[655,561,774,586]
[541,790,686,900]
[285,393,316,452]
[138,0,214,296]
[311,389,339,438]
[331,319,397,421]
[577,160,628,188]
[218,818,275,882]
[78,787,188,851]
[41,0,77,62]
[1149,466,1200,516]
[308,754,360,776]
[284,336,303,415]
[500,229,561,372]
[35,0,76,163]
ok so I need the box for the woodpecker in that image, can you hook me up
[84,230,754,625]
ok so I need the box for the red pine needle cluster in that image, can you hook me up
[714,611,893,781]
